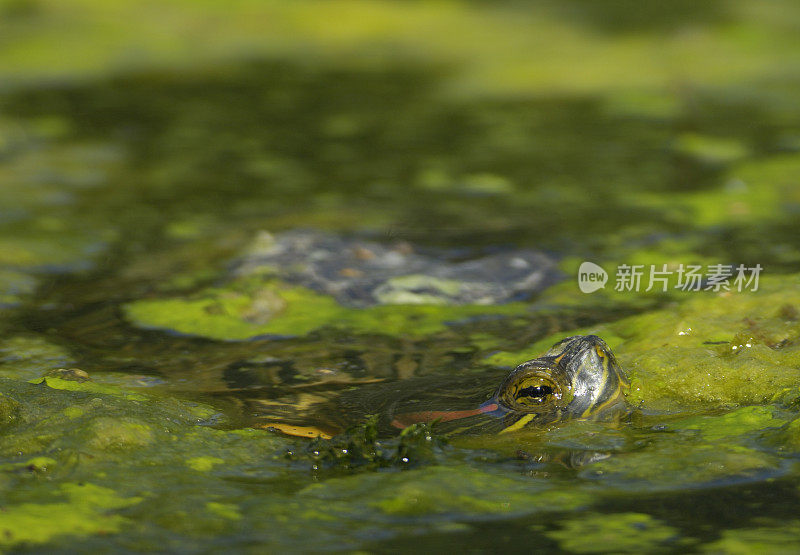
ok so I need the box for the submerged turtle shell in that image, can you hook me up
[247,335,630,439]
[234,229,562,307]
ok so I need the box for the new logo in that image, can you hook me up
[578,261,608,293]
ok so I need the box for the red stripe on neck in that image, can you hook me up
[391,403,499,429]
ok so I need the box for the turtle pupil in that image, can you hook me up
[518,385,553,400]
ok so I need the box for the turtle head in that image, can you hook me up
[496,335,629,426]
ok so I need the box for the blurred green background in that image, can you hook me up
[3,0,800,274]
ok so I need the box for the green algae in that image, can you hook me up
[372,470,555,516]
[0,482,142,548]
[188,456,225,472]
[124,279,529,340]
[454,406,795,492]
[300,465,591,518]
[672,133,750,166]
[22,456,57,472]
[62,405,84,419]
[767,414,800,452]
[30,374,151,401]
[4,0,800,103]
[416,171,514,196]
[674,153,800,228]
[0,335,75,381]
[583,442,781,492]
[124,280,344,340]
[703,522,800,553]
[670,406,785,442]
[85,417,154,451]
[0,372,290,549]
[535,420,630,452]
[205,502,242,521]
[547,512,684,553]
[0,392,21,425]
[592,152,800,249]
[30,375,148,401]
[0,456,57,473]
[577,407,791,492]
[0,378,192,459]
[602,90,682,119]
[452,419,629,458]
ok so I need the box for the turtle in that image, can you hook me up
[247,335,630,439]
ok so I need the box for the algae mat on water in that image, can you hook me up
[0,370,286,549]
[2,361,800,550]
[4,0,800,101]
[123,278,532,340]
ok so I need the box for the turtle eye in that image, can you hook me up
[517,384,554,403]
[503,376,562,410]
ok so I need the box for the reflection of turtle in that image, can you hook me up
[250,335,630,439]
[234,230,561,307]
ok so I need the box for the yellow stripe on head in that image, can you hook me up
[499,413,536,434]
[581,349,620,418]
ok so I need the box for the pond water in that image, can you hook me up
[3,1,800,552]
